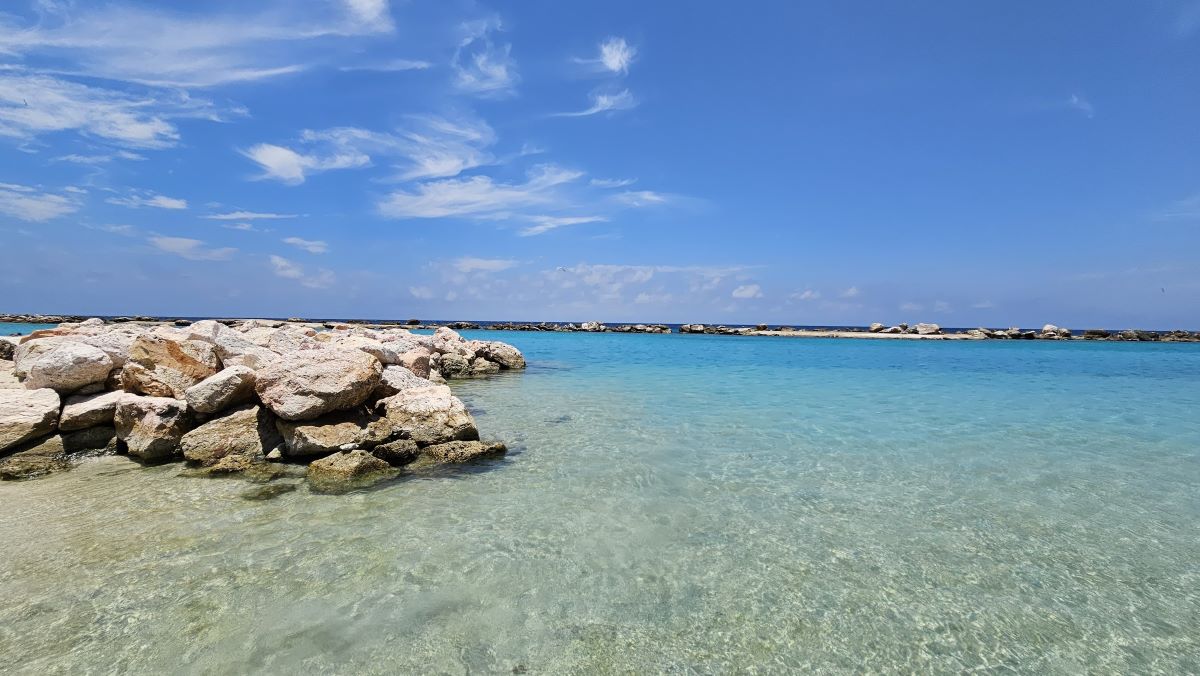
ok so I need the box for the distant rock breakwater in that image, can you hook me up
[0,319,525,488]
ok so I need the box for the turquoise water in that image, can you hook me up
[1,332,1198,672]
[0,322,57,336]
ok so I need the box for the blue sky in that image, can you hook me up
[1,0,1199,327]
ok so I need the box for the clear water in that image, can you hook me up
[0,322,57,337]
[1,332,1198,673]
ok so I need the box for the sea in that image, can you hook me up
[1,328,1198,672]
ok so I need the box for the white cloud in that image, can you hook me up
[0,182,80,221]
[54,150,146,164]
[86,223,136,236]
[971,300,995,309]
[791,289,820,301]
[378,164,582,220]
[338,59,431,72]
[899,302,923,312]
[554,89,637,117]
[243,115,496,184]
[205,210,297,221]
[283,237,328,254]
[519,215,607,236]
[409,285,434,299]
[732,284,763,299]
[222,223,257,231]
[452,18,518,97]
[1067,93,1094,118]
[106,191,188,210]
[269,254,335,288]
[0,72,230,149]
[634,291,672,304]
[150,236,236,261]
[840,286,860,298]
[590,177,635,188]
[576,37,637,75]
[452,257,517,273]
[0,2,394,88]
[615,190,667,207]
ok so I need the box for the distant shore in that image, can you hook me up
[3,314,1198,343]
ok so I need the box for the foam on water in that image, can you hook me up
[1,332,1198,672]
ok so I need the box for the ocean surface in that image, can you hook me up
[1,330,1198,673]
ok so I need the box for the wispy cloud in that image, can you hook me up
[575,37,637,75]
[519,215,607,236]
[790,289,820,301]
[731,284,763,299]
[840,286,860,298]
[452,257,518,273]
[614,190,666,207]
[409,285,434,299]
[590,177,635,188]
[0,182,80,221]
[554,89,637,117]
[378,164,582,220]
[54,150,146,164]
[243,115,496,184]
[1067,93,1094,118]
[0,72,231,149]
[149,236,236,261]
[269,254,335,288]
[338,59,432,72]
[1152,192,1200,221]
[0,1,395,88]
[205,210,298,221]
[452,17,518,98]
[283,236,328,254]
[86,223,137,236]
[106,191,188,210]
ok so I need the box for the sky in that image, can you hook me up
[1,0,1199,327]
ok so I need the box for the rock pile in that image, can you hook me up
[0,320,524,485]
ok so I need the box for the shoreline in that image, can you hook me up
[4,314,1199,343]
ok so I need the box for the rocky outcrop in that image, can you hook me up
[0,388,60,453]
[123,334,220,398]
[375,383,479,446]
[114,395,192,462]
[22,342,114,393]
[255,349,382,420]
[371,438,420,466]
[420,440,507,463]
[275,408,389,457]
[0,427,117,480]
[307,449,393,482]
[374,365,433,399]
[868,323,885,333]
[185,366,256,414]
[59,390,124,431]
[180,404,280,466]
[914,323,942,335]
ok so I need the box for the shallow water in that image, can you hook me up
[0,322,57,336]
[2,332,1198,673]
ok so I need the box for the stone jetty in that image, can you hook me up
[0,319,525,485]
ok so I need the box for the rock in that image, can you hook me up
[581,321,604,331]
[124,334,220,398]
[184,365,256,414]
[0,360,19,389]
[0,426,117,480]
[469,340,526,369]
[421,440,507,463]
[374,365,432,399]
[376,384,479,446]
[181,404,281,467]
[266,447,283,461]
[275,408,390,457]
[406,318,421,325]
[869,323,885,333]
[437,352,472,378]
[371,438,420,466]
[0,336,17,360]
[267,328,321,354]
[59,390,125,431]
[114,395,192,462]
[882,326,903,334]
[1083,329,1111,339]
[430,327,474,357]
[469,357,500,375]
[915,323,941,335]
[0,388,60,453]
[679,324,706,334]
[23,341,114,393]
[78,329,144,367]
[255,349,382,421]
[1041,324,1060,335]
[332,335,404,365]
[308,449,393,481]
[396,350,432,379]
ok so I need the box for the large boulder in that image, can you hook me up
[123,334,220,398]
[370,438,420,466]
[0,426,118,480]
[436,352,472,378]
[255,349,382,421]
[59,390,125,431]
[376,384,478,446]
[430,327,474,357]
[22,341,114,393]
[915,323,942,335]
[78,329,144,367]
[0,388,60,453]
[421,440,507,463]
[331,335,403,365]
[275,408,390,457]
[307,449,392,482]
[373,365,432,399]
[868,323,885,333]
[396,349,432,378]
[468,340,526,369]
[0,336,18,360]
[180,404,281,466]
[267,328,321,354]
[0,360,19,389]
[184,365,256,414]
[186,320,277,369]
[114,395,192,462]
